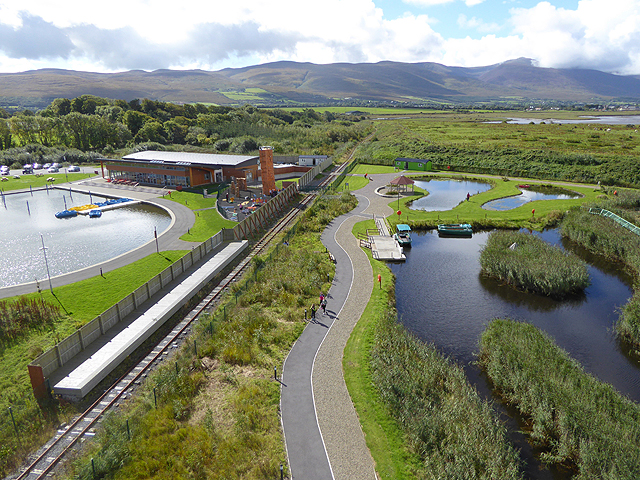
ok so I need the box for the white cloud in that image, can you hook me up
[0,0,639,74]
[457,14,501,33]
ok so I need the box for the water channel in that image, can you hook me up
[0,188,171,289]
[391,179,639,477]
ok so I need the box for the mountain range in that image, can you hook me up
[2,58,640,109]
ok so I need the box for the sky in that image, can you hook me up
[0,0,639,75]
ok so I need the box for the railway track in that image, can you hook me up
[14,165,346,480]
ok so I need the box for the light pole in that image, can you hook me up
[40,234,53,294]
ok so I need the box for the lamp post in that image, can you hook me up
[40,234,53,294]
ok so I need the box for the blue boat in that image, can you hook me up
[394,223,412,247]
[55,210,78,218]
[88,209,102,218]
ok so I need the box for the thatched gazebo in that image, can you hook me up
[388,175,415,194]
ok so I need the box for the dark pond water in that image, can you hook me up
[410,179,492,211]
[0,189,171,288]
[482,187,581,211]
[391,229,640,478]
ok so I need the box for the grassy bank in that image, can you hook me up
[345,219,523,479]
[382,174,599,231]
[479,319,640,478]
[560,194,640,353]
[479,230,589,298]
[66,193,358,480]
[0,251,187,476]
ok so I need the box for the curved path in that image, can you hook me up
[0,180,198,299]
[281,173,397,479]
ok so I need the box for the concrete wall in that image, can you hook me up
[30,231,225,382]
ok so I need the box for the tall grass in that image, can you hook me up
[561,205,640,351]
[479,319,640,478]
[370,309,523,479]
[67,192,358,480]
[0,297,60,344]
[479,230,589,298]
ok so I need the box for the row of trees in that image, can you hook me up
[0,96,368,163]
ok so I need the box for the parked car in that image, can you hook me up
[47,166,59,173]
[33,163,42,170]
[43,163,51,169]
[67,165,80,172]
[0,166,9,175]
[52,163,60,169]
[22,165,33,174]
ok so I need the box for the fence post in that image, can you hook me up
[9,407,19,439]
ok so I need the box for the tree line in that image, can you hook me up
[0,96,368,167]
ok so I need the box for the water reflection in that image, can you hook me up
[410,179,492,211]
[0,189,171,288]
[483,186,580,211]
[391,229,639,401]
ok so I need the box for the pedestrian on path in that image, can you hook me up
[311,304,316,321]
[321,298,327,315]
[319,292,324,304]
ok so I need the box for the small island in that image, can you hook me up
[480,230,590,298]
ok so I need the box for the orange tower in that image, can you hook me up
[259,146,276,195]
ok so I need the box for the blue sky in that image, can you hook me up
[0,0,638,74]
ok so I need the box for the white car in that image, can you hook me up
[67,165,80,172]
[47,166,59,173]
[0,166,9,175]
[43,163,51,169]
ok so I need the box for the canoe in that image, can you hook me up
[437,223,472,236]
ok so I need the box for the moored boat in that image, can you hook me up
[55,209,78,219]
[437,223,473,237]
[88,209,102,218]
[394,223,412,247]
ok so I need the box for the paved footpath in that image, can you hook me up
[281,173,398,480]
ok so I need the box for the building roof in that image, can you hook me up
[389,175,415,185]
[121,151,258,167]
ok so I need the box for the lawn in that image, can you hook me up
[383,174,601,230]
[0,172,96,192]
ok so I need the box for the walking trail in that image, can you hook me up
[281,172,398,479]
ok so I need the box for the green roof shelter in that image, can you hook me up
[395,157,432,171]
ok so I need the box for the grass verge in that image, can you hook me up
[346,220,524,479]
[65,193,358,480]
[479,319,640,478]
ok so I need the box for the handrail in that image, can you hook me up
[588,207,640,236]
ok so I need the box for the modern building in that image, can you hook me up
[299,155,328,167]
[100,151,260,188]
[394,157,433,172]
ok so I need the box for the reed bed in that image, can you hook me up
[479,230,589,298]
[561,205,640,352]
[370,310,523,479]
[479,319,640,478]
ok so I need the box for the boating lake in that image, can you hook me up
[391,229,639,478]
[0,188,171,289]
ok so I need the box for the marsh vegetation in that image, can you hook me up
[479,230,590,298]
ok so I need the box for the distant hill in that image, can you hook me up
[2,58,640,109]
